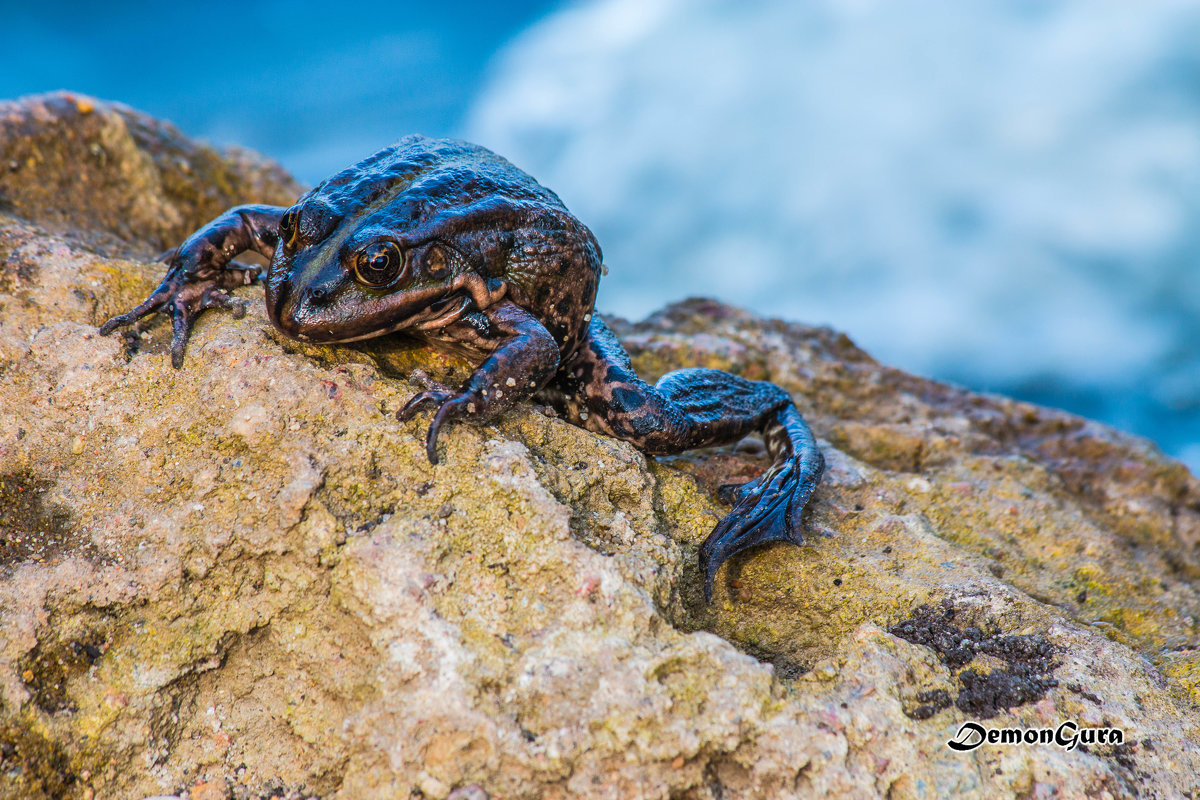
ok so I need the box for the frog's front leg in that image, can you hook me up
[397,300,559,465]
[99,204,285,366]
[545,317,824,601]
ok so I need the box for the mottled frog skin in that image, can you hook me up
[100,136,825,599]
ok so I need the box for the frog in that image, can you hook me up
[100,135,824,600]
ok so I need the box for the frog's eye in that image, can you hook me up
[353,241,405,287]
[279,209,300,247]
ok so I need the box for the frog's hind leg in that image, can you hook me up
[551,318,824,601]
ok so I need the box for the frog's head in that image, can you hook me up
[265,200,471,343]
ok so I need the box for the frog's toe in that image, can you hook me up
[98,288,172,336]
[162,281,227,368]
[698,458,818,602]
[396,390,454,423]
[99,310,141,337]
[199,287,241,314]
[396,389,476,465]
[716,480,756,505]
[168,297,199,369]
[424,394,477,464]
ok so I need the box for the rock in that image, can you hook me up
[189,780,230,800]
[0,92,1198,799]
[0,91,301,253]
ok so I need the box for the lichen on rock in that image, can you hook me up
[0,92,1198,799]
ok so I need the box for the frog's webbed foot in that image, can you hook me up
[699,433,824,601]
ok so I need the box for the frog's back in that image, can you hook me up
[303,136,603,354]
[311,136,564,219]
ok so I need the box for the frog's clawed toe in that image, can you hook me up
[99,270,249,368]
[397,390,477,465]
[163,282,234,367]
[396,390,454,423]
[99,288,172,338]
[699,458,819,602]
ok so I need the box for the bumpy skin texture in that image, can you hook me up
[100,135,825,599]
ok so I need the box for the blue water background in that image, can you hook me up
[1,0,561,177]
[3,1,1199,471]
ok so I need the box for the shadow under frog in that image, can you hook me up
[100,135,824,600]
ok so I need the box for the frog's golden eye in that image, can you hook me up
[353,241,405,287]
[279,209,300,247]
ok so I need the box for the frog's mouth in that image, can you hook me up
[410,295,473,331]
[288,294,473,344]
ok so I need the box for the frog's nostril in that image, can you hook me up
[310,286,328,301]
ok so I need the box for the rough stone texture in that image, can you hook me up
[1,93,1198,800]
[0,92,301,254]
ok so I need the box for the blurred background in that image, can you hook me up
[4,0,1199,470]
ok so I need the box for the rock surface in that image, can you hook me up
[1,93,1198,800]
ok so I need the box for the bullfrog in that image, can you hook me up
[100,135,824,600]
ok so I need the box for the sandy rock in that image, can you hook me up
[0,91,300,253]
[0,93,1198,799]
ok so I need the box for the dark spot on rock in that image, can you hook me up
[0,723,76,798]
[0,245,38,292]
[1077,589,1088,603]
[415,481,434,497]
[956,663,1054,718]
[19,621,112,714]
[1067,683,1102,704]
[910,689,953,719]
[735,643,809,682]
[0,472,87,573]
[769,656,809,682]
[890,600,1058,719]
[71,641,102,664]
[833,578,842,586]
[355,514,389,535]
[1107,740,1140,772]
